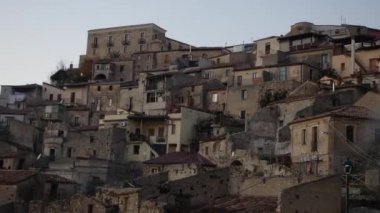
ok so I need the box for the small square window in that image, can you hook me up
[212,93,218,103]
[240,110,246,119]
[241,90,247,100]
[133,145,140,155]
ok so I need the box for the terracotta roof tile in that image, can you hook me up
[0,170,37,185]
[43,174,76,184]
[144,152,216,167]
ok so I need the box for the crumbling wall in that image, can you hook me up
[165,168,229,209]
[278,175,341,213]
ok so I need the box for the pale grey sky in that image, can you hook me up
[1,0,379,85]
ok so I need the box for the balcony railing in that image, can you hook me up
[130,134,147,142]
[107,41,114,47]
[138,38,146,44]
[146,84,158,90]
[122,40,130,46]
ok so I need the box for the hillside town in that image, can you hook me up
[1,21,380,212]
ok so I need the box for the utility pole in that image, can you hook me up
[346,173,350,213]
[343,158,353,213]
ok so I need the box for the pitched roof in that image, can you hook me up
[202,196,278,212]
[290,106,380,125]
[144,152,216,167]
[0,106,29,115]
[0,170,37,185]
[43,174,77,184]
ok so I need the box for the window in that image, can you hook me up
[252,72,257,79]
[120,65,124,72]
[171,124,176,134]
[108,98,112,107]
[88,204,93,213]
[67,147,72,158]
[140,44,144,51]
[124,33,129,41]
[240,110,246,119]
[133,145,140,155]
[158,127,164,137]
[70,92,75,103]
[93,37,98,46]
[140,32,145,38]
[109,85,113,91]
[147,93,157,103]
[346,125,354,143]
[205,147,209,155]
[49,94,53,101]
[90,136,94,143]
[225,69,229,77]
[97,86,101,91]
[241,90,247,100]
[92,150,96,157]
[321,54,328,69]
[212,93,218,103]
[341,63,345,71]
[154,33,158,39]
[148,128,155,137]
[265,42,271,55]
[164,55,170,64]
[49,149,55,161]
[311,126,318,151]
[302,129,306,145]
[217,58,221,64]
[74,116,79,126]
[279,67,287,81]
[191,86,195,92]
[236,76,242,86]
[57,94,61,101]
[375,129,380,142]
[369,58,379,72]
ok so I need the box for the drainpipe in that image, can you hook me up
[351,37,355,75]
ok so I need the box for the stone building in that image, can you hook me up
[84,23,188,60]
[255,36,280,67]
[143,151,216,181]
[87,81,121,123]
[167,107,215,152]
[62,82,89,106]
[0,84,42,110]
[0,170,43,206]
[289,106,380,175]
[42,82,64,102]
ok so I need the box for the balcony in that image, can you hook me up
[91,43,98,48]
[138,38,146,44]
[122,40,130,46]
[130,134,147,142]
[146,84,158,91]
[107,41,114,47]
[289,43,318,51]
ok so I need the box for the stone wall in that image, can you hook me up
[278,175,341,213]
[165,168,229,209]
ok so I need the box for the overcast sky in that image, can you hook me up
[1,0,379,85]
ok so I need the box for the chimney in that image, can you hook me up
[69,63,73,70]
